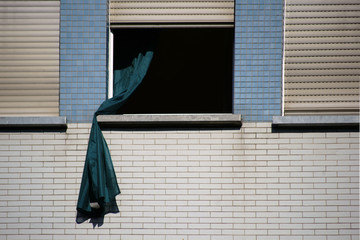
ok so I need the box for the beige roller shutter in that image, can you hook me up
[284,0,360,115]
[110,0,234,24]
[0,0,60,116]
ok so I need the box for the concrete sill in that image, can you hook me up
[272,115,359,127]
[97,114,242,128]
[0,117,67,130]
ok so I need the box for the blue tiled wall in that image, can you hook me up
[59,0,108,123]
[59,0,282,122]
[233,0,283,122]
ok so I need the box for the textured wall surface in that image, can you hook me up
[0,123,358,240]
[59,0,108,123]
[233,0,283,121]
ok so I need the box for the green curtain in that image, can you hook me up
[76,51,153,224]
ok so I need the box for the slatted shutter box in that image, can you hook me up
[0,0,60,116]
[284,0,360,115]
[109,0,235,24]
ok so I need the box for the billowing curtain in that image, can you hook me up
[76,50,153,224]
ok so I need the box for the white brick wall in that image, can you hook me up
[0,122,358,240]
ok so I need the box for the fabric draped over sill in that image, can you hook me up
[76,51,154,223]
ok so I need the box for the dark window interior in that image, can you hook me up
[112,28,234,114]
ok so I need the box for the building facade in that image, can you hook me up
[0,0,359,240]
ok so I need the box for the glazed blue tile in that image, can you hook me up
[234,0,283,121]
[59,0,109,123]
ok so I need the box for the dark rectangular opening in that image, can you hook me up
[112,27,234,114]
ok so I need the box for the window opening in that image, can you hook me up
[111,27,234,114]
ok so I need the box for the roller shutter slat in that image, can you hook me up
[286,36,360,44]
[0,66,59,72]
[0,25,60,31]
[285,43,360,50]
[285,11,360,18]
[0,42,59,48]
[0,6,59,13]
[111,1,234,8]
[286,81,358,89]
[286,88,359,96]
[0,60,59,66]
[285,30,360,38]
[285,23,360,31]
[285,69,360,76]
[284,2,360,115]
[110,0,234,23]
[285,56,360,63]
[287,4,360,12]
[286,0,360,4]
[0,1,59,7]
[286,102,360,109]
[285,103,359,115]
[0,37,59,43]
[285,62,360,69]
[0,96,58,102]
[0,31,59,37]
[0,48,59,54]
[0,1,60,117]
[0,19,59,25]
[0,102,59,108]
[0,84,59,90]
[0,78,59,84]
[110,8,234,15]
[0,90,59,96]
[286,17,360,25]
[111,15,233,23]
[0,108,59,115]
[0,72,60,78]
[0,54,58,60]
[0,13,59,19]
[286,75,359,82]
[0,113,58,116]
[285,49,360,57]
[286,101,360,108]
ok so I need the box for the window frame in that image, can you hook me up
[104,24,241,127]
[108,24,235,115]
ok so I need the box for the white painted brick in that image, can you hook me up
[0,124,358,240]
[244,127,267,133]
[0,140,21,146]
[267,149,291,155]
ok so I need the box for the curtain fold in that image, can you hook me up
[76,51,153,223]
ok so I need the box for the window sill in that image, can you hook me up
[97,114,242,128]
[0,117,67,131]
[272,115,359,132]
[273,115,359,127]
